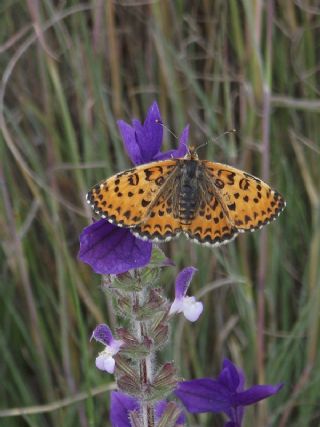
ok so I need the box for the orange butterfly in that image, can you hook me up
[87,147,285,247]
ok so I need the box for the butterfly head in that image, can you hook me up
[185,145,199,160]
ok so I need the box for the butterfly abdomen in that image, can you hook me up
[178,160,202,225]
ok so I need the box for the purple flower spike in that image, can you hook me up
[175,358,283,427]
[169,267,203,322]
[110,391,185,427]
[78,219,152,275]
[91,324,123,374]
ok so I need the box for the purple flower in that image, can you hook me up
[175,359,283,427]
[110,391,186,427]
[110,392,139,426]
[78,220,152,275]
[79,101,189,275]
[169,267,203,322]
[91,324,123,374]
[117,101,189,165]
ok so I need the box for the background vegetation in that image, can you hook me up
[1,1,319,426]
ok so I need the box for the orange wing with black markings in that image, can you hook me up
[203,161,286,231]
[182,196,238,246]
[86,159,178,227]
[132,193,182,241]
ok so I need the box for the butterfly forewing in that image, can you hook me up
[87,160,177,227]
[203,161,286,231]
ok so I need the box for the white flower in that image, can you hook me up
[169,267,203,322]
[91,324,123,374]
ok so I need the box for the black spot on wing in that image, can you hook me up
[142,199,151,207]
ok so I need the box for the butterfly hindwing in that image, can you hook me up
[133,195,182,241]
[87,159,177,227]
[183,193,238,246]
[203,161,286,231]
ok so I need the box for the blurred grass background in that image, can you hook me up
[0,1,319,426]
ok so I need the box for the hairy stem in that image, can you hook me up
[135,291,155,427]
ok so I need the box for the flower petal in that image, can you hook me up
[137,101,163,162]
[78,219,152,275]
[175,124,189,157]
[224,406,244,426]
[234,383,284,406]
[218,359,242,392]
[175,379,231,413]
[182,297,203,322]
[95,353,115,373]
[91,323,113,345]
[169,298,184,316]
[117,120,143,165]
[175,267,198,299]
[154,124,189,161]
[110,391,139,427]
[170,296,203,322]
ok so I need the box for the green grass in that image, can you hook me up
[0,1,319,426]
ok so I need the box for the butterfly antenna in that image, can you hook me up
[155,119,190,156]
[155,119,178,139]
[195,129,236,153]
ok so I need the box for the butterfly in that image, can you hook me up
[86,147,285,247]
